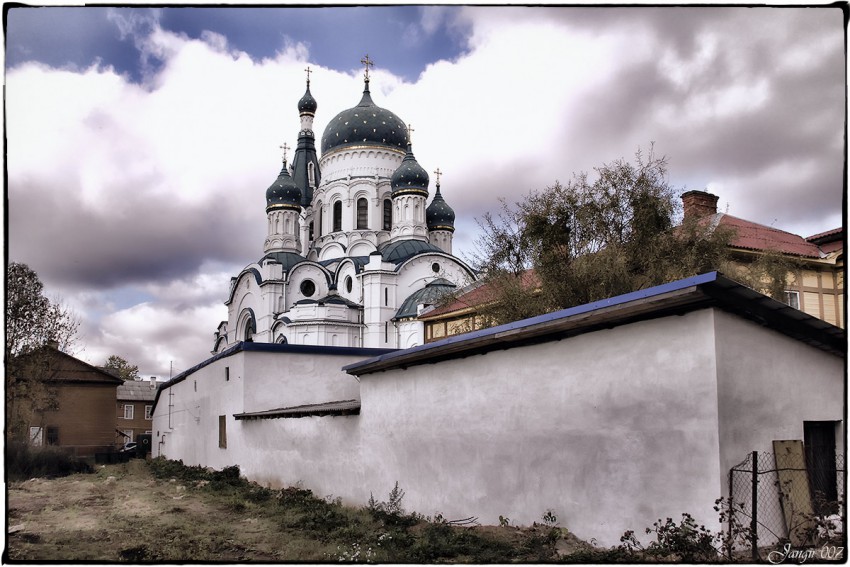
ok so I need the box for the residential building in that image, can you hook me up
[116,378,159,446]
[682,190,844,328]
[418,191,844,342]
[26,346,123,457]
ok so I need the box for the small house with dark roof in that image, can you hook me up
[152,271,844,548]
[25,346,124,456]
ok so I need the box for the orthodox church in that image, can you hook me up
[213,58,476,353]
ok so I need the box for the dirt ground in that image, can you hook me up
[5,460,288,562]
[5,459,596,562]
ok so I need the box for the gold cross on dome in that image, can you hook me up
[433,168,442,185]
[304,66,312,84]
[360,54,374,80]
[407,123,415,144]
[280,142,290,163]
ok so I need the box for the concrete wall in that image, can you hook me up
[713,309,845,480]
[153,306,844,548]
[153,347,373,496]
[152,353,247,470]
[357,309,724,546]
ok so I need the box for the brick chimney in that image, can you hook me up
[682,190,719,221]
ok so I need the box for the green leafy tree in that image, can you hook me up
[6,262,79,440]
[469,147,739,325]
[103,355,140,382]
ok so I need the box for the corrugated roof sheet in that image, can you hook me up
[807,227,843,242]
[234,399,360,420]
[117,380,159,401]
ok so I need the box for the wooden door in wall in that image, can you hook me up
[804,420,838,514]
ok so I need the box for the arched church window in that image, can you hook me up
[309,221,314,241]
[356,198,368,229]
[333,201,342,232]
[276,335,288,344]
[345,276,353,294]
[308,162,316,187]
[244,319,255,342]
[383,199,392,230]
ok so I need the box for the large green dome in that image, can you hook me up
[320,80,407,155]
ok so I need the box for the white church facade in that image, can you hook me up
[214,60,475,353]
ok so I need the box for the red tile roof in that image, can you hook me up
[717,214,823,258]
[807,227,843,242]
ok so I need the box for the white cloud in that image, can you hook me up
[7,7,844,377]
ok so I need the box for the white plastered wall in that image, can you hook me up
[357,309,724,546]
[713,309,845,483]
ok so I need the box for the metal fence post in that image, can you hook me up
[751,450,759,561]
[728,467,734,561]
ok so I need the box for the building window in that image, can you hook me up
[219,415,227,449]
[784,290,800,310]
[383,199,392,230]
[333,201,343,232]
[144,405,153,420]
[301,279,316,297]
[29,427,43,446]
[316,202,323,236]
[225,367,230,381]
[124,429,133,443]
[123,404,134,420]
[244,318,255,342]
[46,426,59,445]
[345,276,353,294]
[356,198,368,229]
[309,221,314,241]
[308,162,316,187]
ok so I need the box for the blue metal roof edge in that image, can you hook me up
[343,272,721,373]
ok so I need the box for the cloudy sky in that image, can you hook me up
[6,5,845,379]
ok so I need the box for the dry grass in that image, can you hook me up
[5,458,581,562]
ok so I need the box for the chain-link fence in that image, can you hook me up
[728,450,845,561]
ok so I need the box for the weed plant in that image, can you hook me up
[6,442,93,480]
[145,458,565,562]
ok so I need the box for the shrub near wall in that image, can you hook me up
[6,442,93,480]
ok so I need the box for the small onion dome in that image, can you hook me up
[320,78,408,155]
[298,82,317,115]
[391,143,429,198]
[266,160,302,212]
[426,183,455,232]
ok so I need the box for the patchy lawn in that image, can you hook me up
[5,458,597,562]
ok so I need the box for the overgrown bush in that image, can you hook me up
[6,441,92,480]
